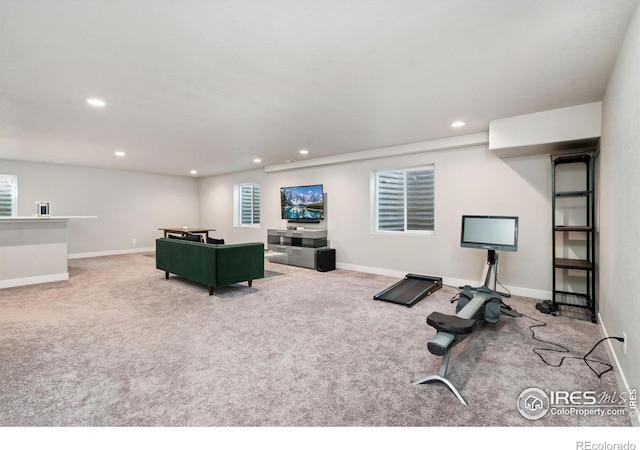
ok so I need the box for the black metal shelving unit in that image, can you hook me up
[551,150,597,323]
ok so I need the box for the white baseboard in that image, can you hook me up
[336,263,407,279]
[336,262,551,300]
[68,247,155,259]
[501,285,551,300]
[0,272,69,289]
[598,313,639,427]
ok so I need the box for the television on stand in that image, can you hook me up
[280,184,324,223]
[460,215,519,253]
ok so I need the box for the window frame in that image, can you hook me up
[233,183,261,228]
[372,165,435,235]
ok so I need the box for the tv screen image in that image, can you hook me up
[280,184,324,221]
[460,215,519,252]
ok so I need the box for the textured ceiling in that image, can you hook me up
[1,0,638,177]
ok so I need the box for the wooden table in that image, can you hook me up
[159,227,216,240]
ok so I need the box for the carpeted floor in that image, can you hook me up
[0,253,631,427]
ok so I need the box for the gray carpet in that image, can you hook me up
[0,253,631,427]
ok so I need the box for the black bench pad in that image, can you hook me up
[427,311,477,335]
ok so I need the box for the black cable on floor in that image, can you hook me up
[520,312,622,379]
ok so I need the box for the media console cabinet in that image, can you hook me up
[267,228,329,269]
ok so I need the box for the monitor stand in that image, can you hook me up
[467,250,521,318]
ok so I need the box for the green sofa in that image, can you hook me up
[156,238,264,295]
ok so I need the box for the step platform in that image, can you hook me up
[373,274,443,307]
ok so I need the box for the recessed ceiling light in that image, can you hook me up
[451,121,466,128]
[190,170,198,175]
[114,151,126,157]
[253,158,262,163]
[299,149,309,155]
[86,98,106,108]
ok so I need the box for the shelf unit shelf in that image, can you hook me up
[554,190,592,197]
[554,258,593,270]
[551,150,597,323]
[554,225,593,232]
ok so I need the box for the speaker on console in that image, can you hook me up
[316,248,336,272]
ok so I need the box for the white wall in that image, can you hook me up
[489,102,602,157]
[599,3,640,406]
[0,160,199,255]
[199,142,553,297]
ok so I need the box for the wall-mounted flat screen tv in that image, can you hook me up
[280,184,324,222]
[460,215,519,252]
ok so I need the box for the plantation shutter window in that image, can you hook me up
[376,171,405,231]
[375,166,434,233]
[238,184,261,226]
[406,168,435,231]
[0,175,17,217]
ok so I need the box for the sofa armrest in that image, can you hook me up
[214,242,264,287]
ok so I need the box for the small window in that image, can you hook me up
[374,166,434,234]
[234,183,261,227]
[0,174,17,217]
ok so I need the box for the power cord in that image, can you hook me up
[496,277,511,298]
[445,281,621,378]
[521,312,624,379]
